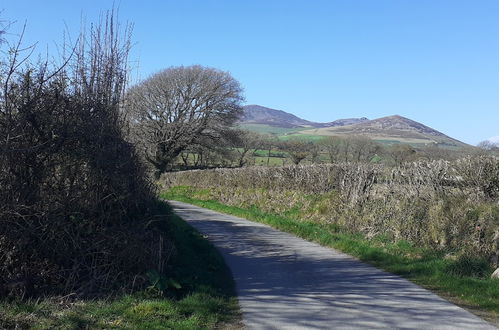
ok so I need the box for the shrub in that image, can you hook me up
[163,157,499,261]
[0,14,167,299]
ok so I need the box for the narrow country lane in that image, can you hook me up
[169,200,496,330]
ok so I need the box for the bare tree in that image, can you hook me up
[319,136,343,163]
[349,136,380,162]
[227,129,265,167]
[183,130,238,168]
[261,134,278,166]
[281,138,311,165]
[477,140,499,156]
[125,65,244,177]
[341,136,352,162]
[478,140,497,150]
[389,144,417,164]
[319,135,380,163]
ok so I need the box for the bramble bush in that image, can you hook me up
[0,15,170,299]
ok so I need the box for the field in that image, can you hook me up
[237,123,312,136]
[276,133,325,141]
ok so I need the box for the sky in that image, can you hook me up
[2,0,498,145]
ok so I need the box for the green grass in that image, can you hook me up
[0,202,239,329]
[252,149,286,158]
[162,187,499,321]
[277,133,325,141]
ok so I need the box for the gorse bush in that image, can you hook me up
[0,15,168,299]
[163,157,499,264]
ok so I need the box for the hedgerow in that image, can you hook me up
[163,157,499,264]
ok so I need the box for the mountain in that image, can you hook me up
[241,105,316,128]
[241,105,367,128]
[301,115,467,147]
[324,117,369,127]
[240,105,467,147]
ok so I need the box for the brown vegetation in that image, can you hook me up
[0,15,167,299]
[163,156,499,264]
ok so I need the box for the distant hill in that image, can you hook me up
[240,105,467,147]
[241,105,367,128]
[306,115,467,147]
[241,105,316,128]
[324,117,370,127]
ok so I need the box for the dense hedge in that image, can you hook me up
[163,157,499,264]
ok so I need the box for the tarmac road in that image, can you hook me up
[169,200,496,329]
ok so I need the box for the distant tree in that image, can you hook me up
[478,140,495,150]
[227,129,265,167]
[125,65,244,177]
[477,140,499,154]
[179,133,236,168]
[419,143,457,161]
[389,144,417,164]
[319,136,343,163]
[261,134,279,166]
[281,139,311,165]
[309,142,321,163]
[196,143,235,168]
[349,136,381,162]
[319,135,380,163]
[340,136,352,162]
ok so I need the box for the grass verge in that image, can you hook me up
[162,187,499,322]
[0,202,240,329]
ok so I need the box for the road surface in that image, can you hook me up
[169,200,496,329]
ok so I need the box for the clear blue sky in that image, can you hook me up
[2,0,498,145]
